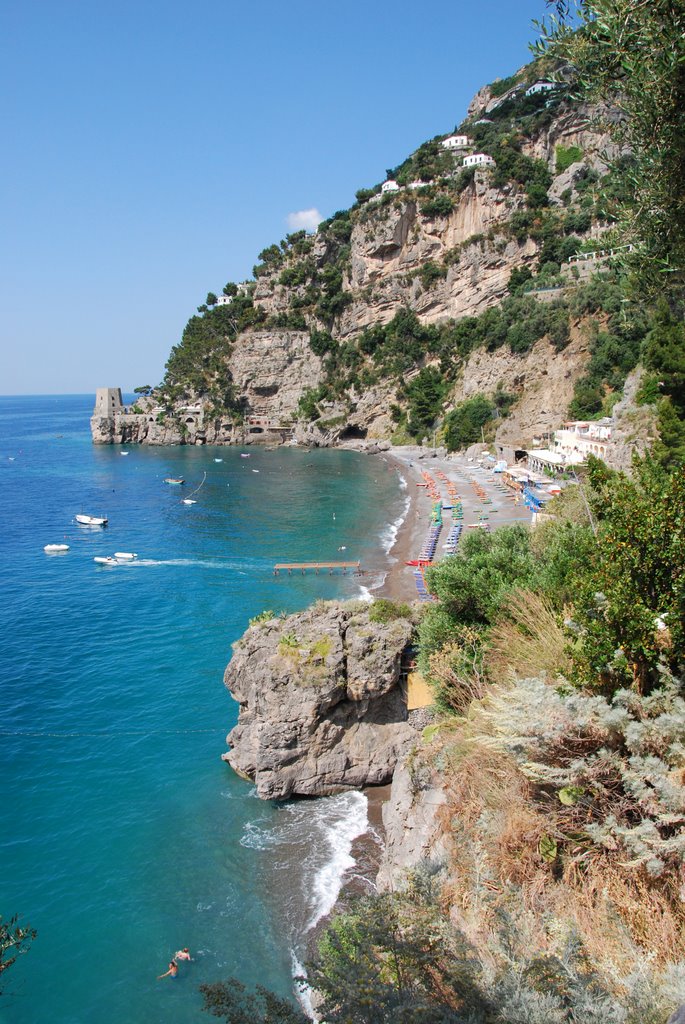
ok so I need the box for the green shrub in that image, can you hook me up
[368,599,412,624]
[420,194,454,218]
[556,144,584,174]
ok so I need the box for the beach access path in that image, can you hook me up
[377,446,532,603]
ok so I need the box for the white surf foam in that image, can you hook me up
[307,790,368,931]
[379,493,411,556]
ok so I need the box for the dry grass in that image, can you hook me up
[425,725,685,979]
[427,635,489,715]
[485,588,571,684]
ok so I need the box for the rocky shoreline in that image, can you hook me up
[221,444,532,898]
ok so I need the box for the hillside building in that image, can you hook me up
[381,180,400,194]
[441,134,471,151]
[525,81,557,96]
[553,420,613,463]
[463,153,496,169]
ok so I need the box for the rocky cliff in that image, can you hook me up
[223,601,417,800]
[95,64,646,459]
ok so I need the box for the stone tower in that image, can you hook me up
[93,388,123,417]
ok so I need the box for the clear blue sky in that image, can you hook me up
[2,0,552,395]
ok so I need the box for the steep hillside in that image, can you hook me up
[94,61,657,456]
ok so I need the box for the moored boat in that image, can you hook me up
[44,543,70,553]
[76,514,108,526]
[164,477,185,485]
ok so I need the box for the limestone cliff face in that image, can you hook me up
[93,79,616,450]
[91,330,324,446]
[339,178,533,336]
[376,761,450,890]
[223,602,416,800]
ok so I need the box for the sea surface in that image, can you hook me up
[0,395,406,1024]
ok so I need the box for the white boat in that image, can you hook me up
[182,499,197,505]
[94,556,118,566]
[240,453,250,458]
[44,543,70,553]
[214,458,223,462]
[76,514,108,526]
[120,451,129,456]
[113,552,137,560]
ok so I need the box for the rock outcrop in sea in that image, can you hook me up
[223,601,416,800]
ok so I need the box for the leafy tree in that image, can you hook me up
[1,916,36,995]
[508,265,534,294]
[570,456,685,693]
[223,282,239,297]
[535,0,685,285]
[642,299,685,416]
[206,292,218,306]
[442,395,494,451]
[420,194,453,219]
[199,978,308,1023]
[423,525,537,630]
[405,367,447,438]
[133,384,153,396]
[307,879,487,1024]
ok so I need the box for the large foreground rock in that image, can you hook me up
[223,601,416,799]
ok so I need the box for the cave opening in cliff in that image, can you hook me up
[338,425,367,440]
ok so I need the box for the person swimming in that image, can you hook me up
[174,948,192,961]
[158,960,178,980]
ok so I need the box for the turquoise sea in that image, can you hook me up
[0,395,407,1024]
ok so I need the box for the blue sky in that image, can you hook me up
[2,0,552,394]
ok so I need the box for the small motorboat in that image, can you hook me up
[240,453,250,458]
[113,552,137,560]
[94,556,118,566]
[76,514,108,526]
[44,543,70,553]
[164,477,185,485]
[120,451,129,456]
[213,458,223,463]
[182,499,197,505]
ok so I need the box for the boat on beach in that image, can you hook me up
[44,543,70,553]
[76,514,108,526]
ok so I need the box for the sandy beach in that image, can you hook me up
[375,445,533,603]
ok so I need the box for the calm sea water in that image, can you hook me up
[0,395,406,1024]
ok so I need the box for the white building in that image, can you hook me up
[407,179,432,190]
[441,134,471,151]
[381,180,400,194]
[553,420,613,463]
[527,448,566,476]
[526,81,557,96]
[215,295,232,306]
[462,153,496,169]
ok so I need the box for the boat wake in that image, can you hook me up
[123,557,250,572]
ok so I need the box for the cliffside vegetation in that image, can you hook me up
[141,0,685,463]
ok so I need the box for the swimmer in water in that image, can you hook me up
[158,960,178,980]
[175,948,192,962]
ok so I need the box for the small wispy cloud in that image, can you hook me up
[286,208,322,233]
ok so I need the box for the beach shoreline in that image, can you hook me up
[367,443,532,604]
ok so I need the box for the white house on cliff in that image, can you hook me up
[463,153,496,169]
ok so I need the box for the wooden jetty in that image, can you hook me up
[273,560,362,576]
